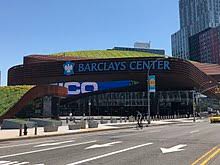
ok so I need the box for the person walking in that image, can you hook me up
[137,111,143,129]
[69,112,73,121]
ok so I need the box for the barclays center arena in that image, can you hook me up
[2,48,220,120]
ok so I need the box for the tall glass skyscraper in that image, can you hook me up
[171,0,220,59]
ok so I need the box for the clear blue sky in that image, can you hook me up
[0,0,179,86]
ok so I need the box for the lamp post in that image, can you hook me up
[193,90,196,122]
[193,81,214,122]
[196,81,212,121]
[147,66,152,124]
[147,56,168,124]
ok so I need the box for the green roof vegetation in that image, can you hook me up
[0,86,33,116]
[51,50,163,59]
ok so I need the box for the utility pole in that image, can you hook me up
[147,56,168,124]
[193,90,196,122]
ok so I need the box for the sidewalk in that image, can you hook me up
[0,118,204,142]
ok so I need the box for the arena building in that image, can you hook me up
[3,50,220,119]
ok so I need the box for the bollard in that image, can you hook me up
[100,116,104,123]
[23,124,28,136]
[34,124,37,135]
[110,116,113,123]
[19,124,22,136]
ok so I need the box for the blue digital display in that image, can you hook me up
[61,80,139,95]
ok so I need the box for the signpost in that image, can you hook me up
[147,75,156,124]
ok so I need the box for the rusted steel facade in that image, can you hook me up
[6,54,220,117]
[8,55,220,97]
[0,85,67,121]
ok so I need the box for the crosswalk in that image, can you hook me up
[0,160,44,165]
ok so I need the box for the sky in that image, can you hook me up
[0,0,179,86]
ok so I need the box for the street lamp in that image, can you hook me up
[197,81,212,119]
[193,81,213,122]
[147,56,168,124]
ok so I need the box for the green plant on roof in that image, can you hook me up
[0,86,33,116]
[51,50,163,59]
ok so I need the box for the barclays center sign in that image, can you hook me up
[63,59,170,75]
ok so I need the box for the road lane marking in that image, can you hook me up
[0,161,43,165]
[66,142,153,165]
[191,146,218,165]
[85,141,122,149]
[190,130,200,134]
[0,140,55,149]
[0,140,97,159]
[13,162,29,165]
[34,140,74,147]
[160,144,187,154]
[200,148,220,165]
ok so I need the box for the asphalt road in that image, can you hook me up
[0,119,219,165]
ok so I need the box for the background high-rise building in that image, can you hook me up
[171,0,220,60]
[189,26,220,64]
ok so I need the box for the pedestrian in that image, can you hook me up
[69,112,73,121]
[137,111,143,129]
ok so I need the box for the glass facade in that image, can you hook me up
[59,90,197,117]
[17,90,220,118]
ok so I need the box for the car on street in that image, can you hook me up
[210,114,220,123]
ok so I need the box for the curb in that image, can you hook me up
[0,121,196,142]
[0,126,133,142]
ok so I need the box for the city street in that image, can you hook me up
[0,119,219,165]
